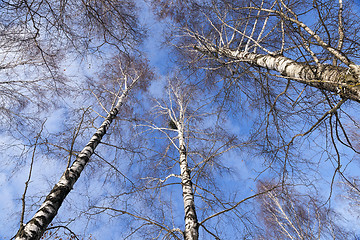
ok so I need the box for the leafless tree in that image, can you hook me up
[153,0,360,187]
[256,180,351,239]
[150,0,360,237]
[0,1,148,239]
[13,54,151,240]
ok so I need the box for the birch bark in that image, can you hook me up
[14,79,138,240]
[194,45,360,103]
[177,109,199,240]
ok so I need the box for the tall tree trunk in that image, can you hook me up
[177,116,199,240]
[194,44,360,103]
[14,79,138,240]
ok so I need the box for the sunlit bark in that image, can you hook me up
[177,114,199,240]
[195,44,360,103]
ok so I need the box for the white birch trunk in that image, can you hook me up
[15,79,138,240]
[195,45,360,103]
[177,118,199,240]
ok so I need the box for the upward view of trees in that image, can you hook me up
[1,0,360,239]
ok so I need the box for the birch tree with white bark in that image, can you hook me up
[256,181,352,239]
[154,0,360,181]
[14,54,150,240]
[0,1,147,239]
[151,0,360,236]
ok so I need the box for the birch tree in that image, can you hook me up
[0,0,145,187]
[164,79,199,240]
[153,0,360,182]
[0,1,147,239]
[167,0,360,100]
[150,0,360,235]
[14,54,149,240]
[256,181,351,239]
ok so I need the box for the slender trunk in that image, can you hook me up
[177,119,198,240]
[195,44,360,103]
[15,80,138,240]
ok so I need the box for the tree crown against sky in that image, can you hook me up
[1,0,360,239]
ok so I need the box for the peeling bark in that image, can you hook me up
[195,45,360,103]
[177,120,198,240]
[14,80,138,240]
